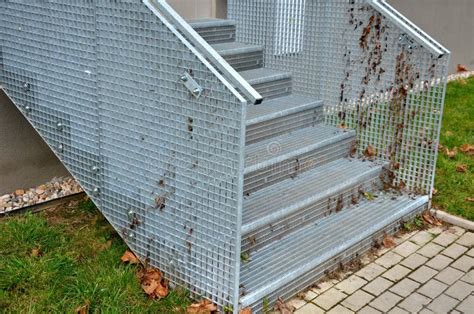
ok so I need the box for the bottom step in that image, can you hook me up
[239,194,429,310]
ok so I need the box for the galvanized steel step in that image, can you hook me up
[244,125,355,194]
[239,194,429,309]
[241,158,384,252]
[246,95,324,145]
[239,68,292,99]
[213,42,264,71]
[188,18,236,44]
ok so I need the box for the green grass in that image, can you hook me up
[433,77,474,221]
[0,199,190,313]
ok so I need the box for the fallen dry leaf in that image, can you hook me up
[432,188,438,195]
[186,299,218,314]
[31,248,42,257]
[75,301,90,314]
[466,197,474,203]
[422,212,442,226]
[364,145,376,159]
[337,123,347,129]
[437,143,445,152]
[274,298,296,314]
[456,164,468,173]
[239,308,252,314]
[382,235,396,248]
[139,267,169,299]
[446,147,457,159]
[460,144,474,156]
[457,64,469,73]
[120,250,139,264]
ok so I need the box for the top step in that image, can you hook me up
[189,18,236,44]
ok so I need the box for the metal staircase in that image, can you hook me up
[190,18,430,311]
[0,1,449,313]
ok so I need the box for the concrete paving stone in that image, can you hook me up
[467,248,474,257]
[369,291,402,312]
[417,279,448,299]
[302,289,318,301]
[387,307,409,314]
[394,231,418,245]
[432,232,459,247]
[448,226,466,237]
[427,293,459,313]
[435,267,464,285]
[456,232,474,247]
[417,242,444,258]
[356,263,386,281]
[311,280,336,294]
[393,241,420,257]
[358,306,382,314]
[382,265,412,282]
[418,310,434,314]
[341,290,374,311]
[389,278,420,297]
[336,275,368,294]
[362,277,393,296]
[426,226,444,235]
[287,297,307,310]
[294,302,325,314]
[456,295,473,313]
[441,243,468,259]
[398,292,431,313]
[425,254,453,271]
[408,266,438,284]
[326,304,354,314]
[313,288,347,310]
[401,253,428,270]
[409,231,435,246]
[460,269,473,284]
[445,279,474,301]
[375,252,404,268]
[451,255,474,272]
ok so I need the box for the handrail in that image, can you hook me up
[143,0,263,105]
[368,0,450,57]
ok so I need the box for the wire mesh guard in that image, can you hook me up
[229,0,449,196]
[0,0,245,309]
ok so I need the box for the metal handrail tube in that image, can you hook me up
[143,0,263,105]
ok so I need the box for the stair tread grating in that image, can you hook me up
[188,18,236,28]
[212,42,263,56]
[239,194,429,306]
[239,68,292,85]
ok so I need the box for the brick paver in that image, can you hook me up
[288,225,473,313]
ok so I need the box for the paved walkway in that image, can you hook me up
[289,226,474,313]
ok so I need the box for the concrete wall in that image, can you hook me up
[0,90,69,194]
[389,0,474,73]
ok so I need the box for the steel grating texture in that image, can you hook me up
[0,0,246,309]
[228,0,450,196]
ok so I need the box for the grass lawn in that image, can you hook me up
[433,77,474,221]
[0,199,190,313]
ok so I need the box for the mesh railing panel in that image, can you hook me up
[229,0,449,195]
[0,0,245,308]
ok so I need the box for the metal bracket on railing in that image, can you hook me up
[180,72,203,98]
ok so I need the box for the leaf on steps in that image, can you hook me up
[363,145,376,159]
[120,250,139,264]
[239,308,252,314]
[274,298,296,314]
[186,299,218,313]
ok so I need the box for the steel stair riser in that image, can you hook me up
[190,19,237,44]
[222,51,263,72]
[239,197,428,308]
[251,79,292,100]
[241,178,382,253]
[244,138,354,195]
[246,108,324,145]
[245,207,424,312]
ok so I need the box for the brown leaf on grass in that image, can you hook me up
[432,188,438,195]
[457,64,469,73]
[466,197,474,203]
[120,250,139,264]
[437,144,445,152]
[139,268,169,299]
[31,248,42,257]
[274,298,296,314]
[460,144,474,156]
[239,308,252,314]
[422,212,442,226]
[456,164,468,173]
[382,235,396,248]
[75,301,90,314]
[186,299,218,313]
[446,147,457,159]
[364,145,376,159]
